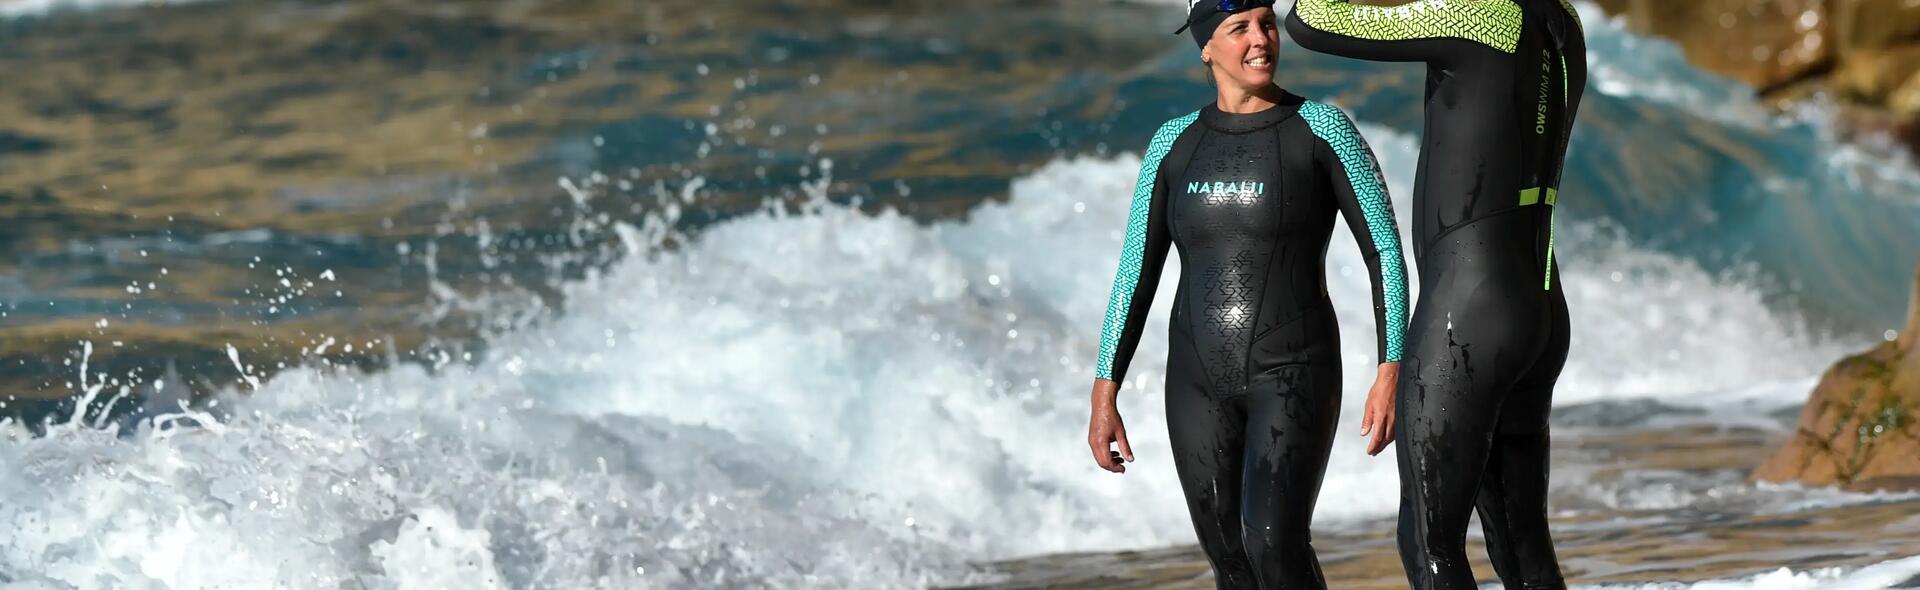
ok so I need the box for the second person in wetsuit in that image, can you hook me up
[1284,0,1588,588]
[1085,2,1410,587]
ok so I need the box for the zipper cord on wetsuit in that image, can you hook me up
[1530,5,1571,291]
[1543,50,1568,291]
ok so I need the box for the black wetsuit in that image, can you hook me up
[1284,0,1586,588]
[1096,93,1409,589]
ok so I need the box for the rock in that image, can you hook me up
[1833,0,1920,55]
[1894,70,1920,119]
[1586,0,1920,153]
[1594,0,1835,91]
[1832,45,1920,103]
[1752,261,1920,491]
[1904,260,1920,350]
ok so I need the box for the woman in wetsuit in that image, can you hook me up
[1084,2,1409,587]
[1283,1,1587,588]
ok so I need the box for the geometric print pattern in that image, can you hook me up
[1097,111,1200,380]
[1293,0,1523,54]
[1300,101,1410,362]
[1200,250,1258,394]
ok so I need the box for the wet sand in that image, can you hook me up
[954,425,1920,588]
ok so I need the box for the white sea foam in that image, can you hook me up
[0,0,1909,585]
[0,129,1860,586]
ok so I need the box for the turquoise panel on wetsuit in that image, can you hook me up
[1097,111,1198,382]
[1300,100,1408,361]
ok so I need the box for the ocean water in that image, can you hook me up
[0,0,195,17]
[0,0,1917,588]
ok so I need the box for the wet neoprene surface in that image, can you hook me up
[1285,0,1587,587]
[1096,92,1408,589]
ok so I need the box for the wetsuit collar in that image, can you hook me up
[1199,90,1304,134]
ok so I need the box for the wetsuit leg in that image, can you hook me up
[1393,216,1563,588]
[1166,364,1260,589]
[1167,317,1260,589]
[1238,358,1341,588]
[1475,288,1570,590]
[1167,339,1342,588]
[1392,316,1501,589]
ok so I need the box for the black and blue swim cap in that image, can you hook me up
[1174,0,1278,48]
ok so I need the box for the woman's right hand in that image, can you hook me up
[1087,379,1134,473]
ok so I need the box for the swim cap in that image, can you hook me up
[1174,0,1278,48]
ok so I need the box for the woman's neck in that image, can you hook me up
[1215,83,1284,114]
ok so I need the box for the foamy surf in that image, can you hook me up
[0,0,1913,585]
[0,133,1866,587]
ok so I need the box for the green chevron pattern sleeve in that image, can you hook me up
[1287,0,1524,56]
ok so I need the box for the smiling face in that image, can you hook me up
[1201,7,1278,90]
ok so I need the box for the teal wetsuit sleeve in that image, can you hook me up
[1302,102,1408,363]
[1284,0,1525,61]
[1095,113,1197,385]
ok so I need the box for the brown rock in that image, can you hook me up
[1585,0,1920,154]
[1602,0,1836,90]
[1903,259,1920,350]
[1831,45,1920,101]
[1753,261,1920,490]
[1893,70,1920,118]
[1833,0,1920,55]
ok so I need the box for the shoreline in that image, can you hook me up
[954,425,1920,588]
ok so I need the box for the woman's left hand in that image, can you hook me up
[1360,361,1400,456]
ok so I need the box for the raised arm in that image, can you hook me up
[1284,0,1524,63]
[1095,113,1197,386]
[1301,101,1407,364]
